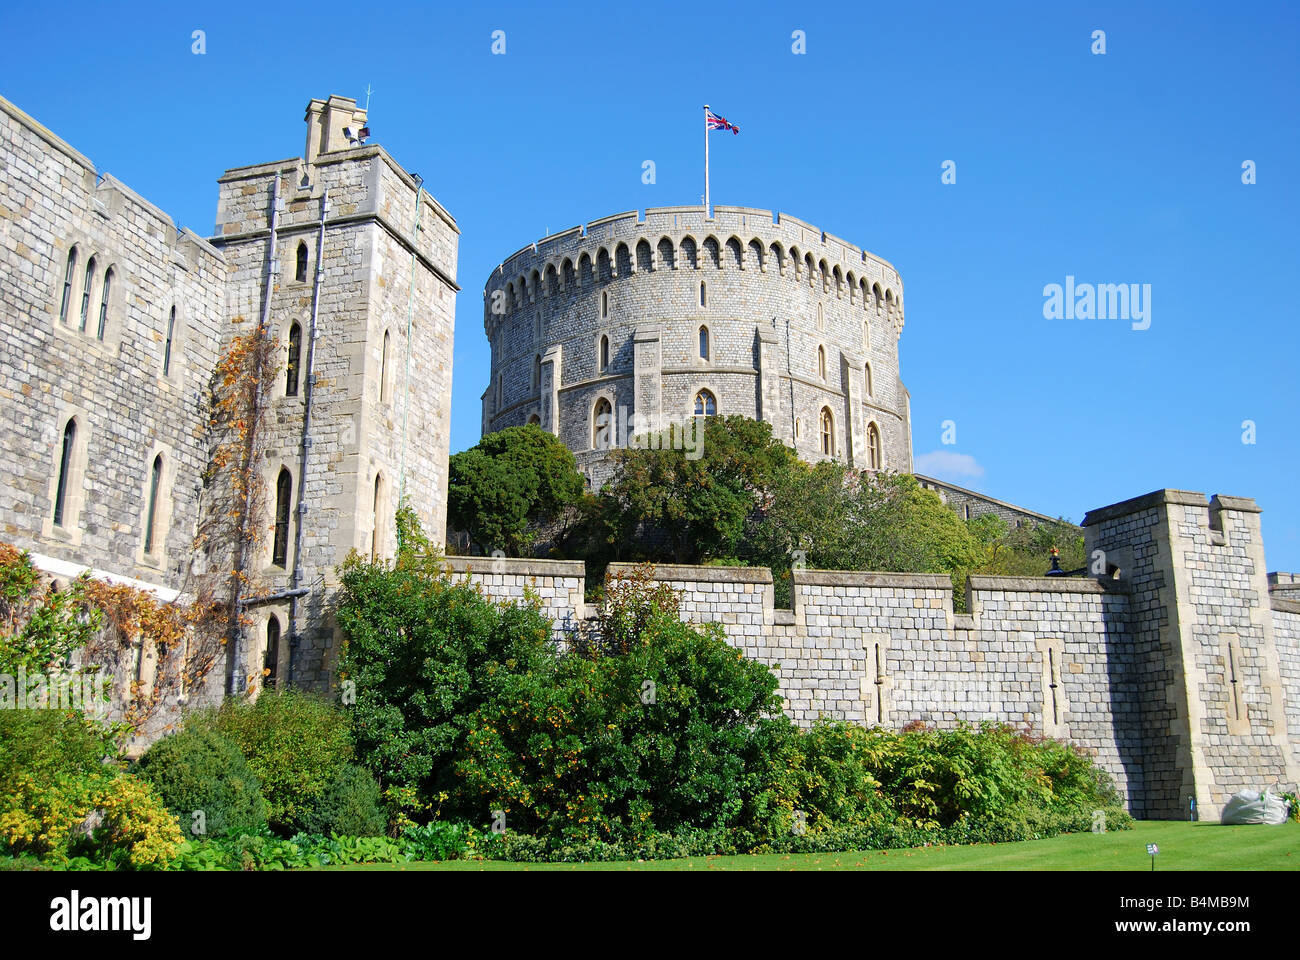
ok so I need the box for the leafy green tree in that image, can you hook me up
[335,534,557,802]
[446,425,584,556]
[595,415,801,563]
[749,467,981,604]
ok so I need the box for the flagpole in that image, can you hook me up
[703,104,710,220]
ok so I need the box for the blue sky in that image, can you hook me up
[3,1,1298,568]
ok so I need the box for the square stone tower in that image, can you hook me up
[211,95,459,694]
[1083,490,1300,819]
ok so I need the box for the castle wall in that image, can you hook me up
[442,557,586,644]
[0,94,225,597]
[1269,572,1300,600]
[481,206,910,487]
[463,488,1300,818]
[915,475,1067,529]
[1271,599,1300,773]
[465,559,1145,810]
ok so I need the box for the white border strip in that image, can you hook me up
[29,552,181,603]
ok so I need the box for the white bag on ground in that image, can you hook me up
[1219,789,1291,825]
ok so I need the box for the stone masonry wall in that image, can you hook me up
[0,93,458,712]
[210,102,458,693]
[460,489,1300,818]
[1272,600,1300,773]
[467,560,1147,811]
[0,95,225,600]
[915,475,1068,529]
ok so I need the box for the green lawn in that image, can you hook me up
[322,821,1298,871]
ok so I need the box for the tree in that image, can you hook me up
[749,467,982,604]
[446,424,584,555]
[596,415,801,563]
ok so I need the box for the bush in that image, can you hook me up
[848,721,1122,829]
[401,821,468,862]
[0,708,179,869]
[136,726,266,839]
[455,566,788,845]
[201,691,354,835]
[298,764,387,838]
[68,774,184,869]
[0,708,121,785]
[336,545,558,802]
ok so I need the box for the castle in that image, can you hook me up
[481,208,911,489]
[0,93,457,711]
[1,94,1297,819]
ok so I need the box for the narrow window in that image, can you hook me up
[874,643,885,724]
[53,419,76,527]
[817,303,824,330]
[698,325,709,361]
[818,345,826,380]
[143,454,162,555]
[79,256,97,331]
[286,323,302,396]
[599,335,609,373]
[295,242,308,283]
[868,423,882,469]
[864,362,873,397]
[794,417,801,439]
[59,247,78,323]
[371,474,383,560]
[1048,648,1060,725]
[700,281,707,307]
[820,408,833,455]
[532,354,541,391]
[163,307,176,376]
[264,616,280,689]
[593,398,613,449]
[1227,640,1241,723]
[97,267,113,340]
[380,330,391,403]
[694,389,716,417]
[273,468,291,567]
[601,290,609,319]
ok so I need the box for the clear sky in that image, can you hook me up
[3,1,1297,568]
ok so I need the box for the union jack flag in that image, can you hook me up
[706,109,739,135]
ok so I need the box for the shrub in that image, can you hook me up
[336,544,557,802]
[401,821,468,862]
[455,566,789,844]
[298,764,387,838]
[136,726,266,839]
[70,774,184,869]
[0,711,181,869]
[202,691,354,835]
[0,708,121,785]
[0,708,180,868]
[860,722,1120,828]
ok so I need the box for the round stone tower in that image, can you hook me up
[481,205,912,486]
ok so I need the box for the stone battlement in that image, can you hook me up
[493,206,900,289]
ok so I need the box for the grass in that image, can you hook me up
[321,821,1299,871]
